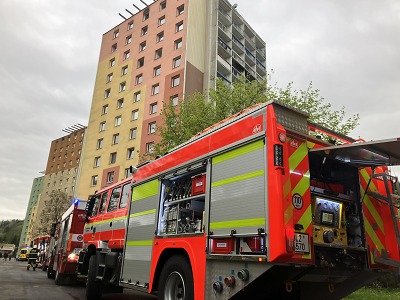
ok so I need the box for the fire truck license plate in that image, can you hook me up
[294,233,310,254]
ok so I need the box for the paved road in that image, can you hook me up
[0,259,156,300]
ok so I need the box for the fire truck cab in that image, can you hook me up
[84,101,400,300]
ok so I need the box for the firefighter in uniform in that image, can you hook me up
[27,245,39,271]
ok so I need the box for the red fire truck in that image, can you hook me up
[46,199,87,285]
[31,234,50,268]
[81,101,400,300]
[77,177,132,292]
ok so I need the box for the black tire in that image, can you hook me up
[158,255,194,300]
[55,270,61,285]
[86,255,102,300]
[47,262,55,279]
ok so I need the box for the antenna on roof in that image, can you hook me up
[125,9,134,16]
[140,0,149,7]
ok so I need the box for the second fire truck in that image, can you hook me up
[78,101,400,299]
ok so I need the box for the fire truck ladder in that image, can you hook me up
[364,172,400,267]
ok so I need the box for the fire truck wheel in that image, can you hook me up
[55,270,63,285]
[158,255,194,300]
[86,255,102,300]
[47,262,55,279]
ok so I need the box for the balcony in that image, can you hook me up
[217,55,231,72]
[232,36,244,54]
[217,72,231,86]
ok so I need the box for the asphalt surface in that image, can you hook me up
[0,259,156,300]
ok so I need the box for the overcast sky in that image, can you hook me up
[0,0,399,221]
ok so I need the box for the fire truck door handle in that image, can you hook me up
[109,222,112,227]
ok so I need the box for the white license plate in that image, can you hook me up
[294,233,310,254]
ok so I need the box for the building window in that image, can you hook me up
[148,122,156,134]
[176,21,183,32]
[107,171,115,183]
[157,31,164,42]
[146,142,154,154]
[97,138,103,149]
[109,152,117,164]
[94,157,101,168]
[173,56,181,68]
[141,26,148,36]
[171,94,179,106]
[115,116,122,127]
[112,133,119,145]
[122,65,128,76]
[175,38,182,50]
[177,4,184,15]
[153,65,161,77]
[119,81,126,92]
[172,75,180,87]
[150,102,158,114]
[113,30,119,38]
[99,122,106,132]
[132,109,139,120]
[143,9,149,21]
[137,57,145,68]
[91,175,98,186]
[128,21,133,30]
[139,41,146,52]
[160,1,166,10]
[123,50,130,60]
[102,105,108,115]
[111,43,117,52]
[129,127,137,139]
[127,147,135,159]
[107,73,113,83]
[104,89,111,98]
[136,74,143,85]
[126,35,132,45]
[158,16,166,26]
[155,48,163,59]
[109,58,115,67]
[151,84,160,95]
[125,168,132,178]
[117,98,124,109]
[134,91,141,102]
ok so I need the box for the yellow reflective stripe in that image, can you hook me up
[283,178,291,199]
[359,169,384,233]
[130,209,156,218]
[288,142,307,171]
[212,140,264,165]
[132,179,158,201]
[284,205,294,225]
[306,141,316,149]
[211,170,264,188]
[364,217,384,251]
[298,205,312,229]
[84,215,126,227]
[360,169,378,193]
[292,173,310,196]
[210,218,265,230]
[360,187,384,234]
[126,240,153,247]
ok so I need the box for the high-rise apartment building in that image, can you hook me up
[18,176,44,248]
[76,0,266,200]
[28,126,87,238]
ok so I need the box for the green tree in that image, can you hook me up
[150,73,359,158]
[34,190,71,237]
[266,75,359,135]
